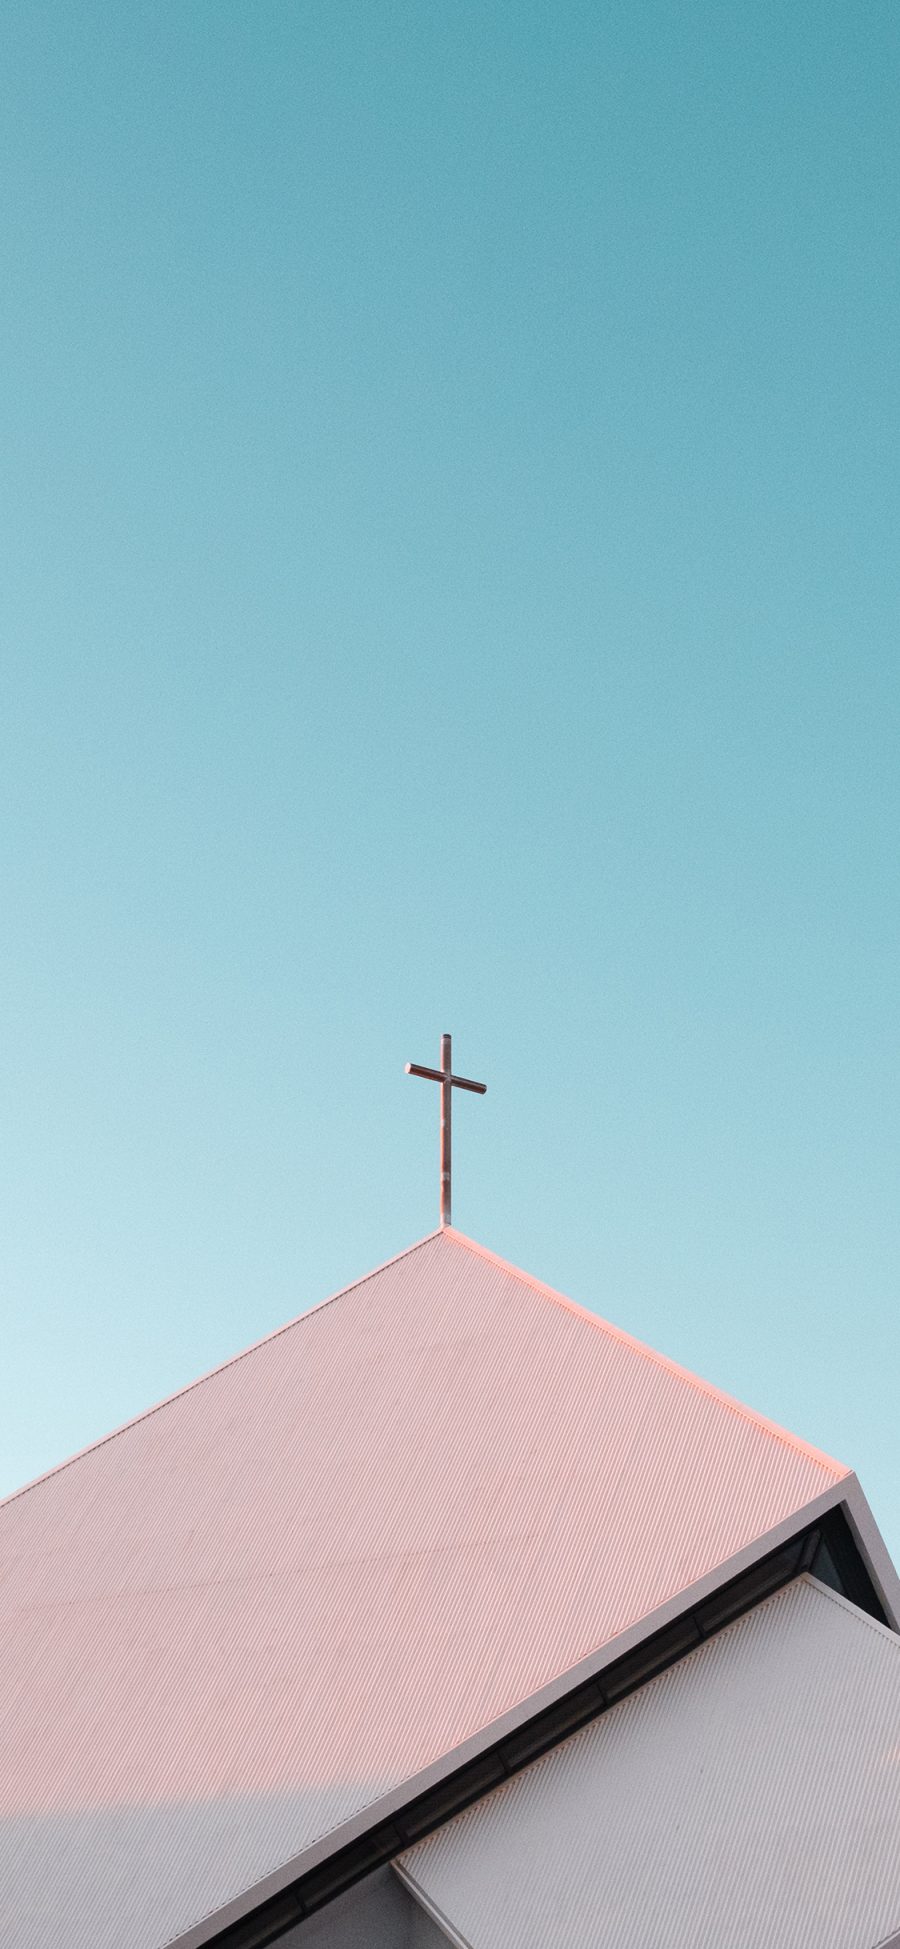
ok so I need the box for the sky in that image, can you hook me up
[1,3,898,1556]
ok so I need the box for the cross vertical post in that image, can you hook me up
[440,1032,452,1228]
[406,1034,487,1229]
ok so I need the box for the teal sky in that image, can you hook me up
[2,5,899,1555]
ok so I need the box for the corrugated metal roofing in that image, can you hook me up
[398,1575,900,1949]
[0,1228,848,1949]
[278,1864,444,1949]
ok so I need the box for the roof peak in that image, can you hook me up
[1,1224,847,1515]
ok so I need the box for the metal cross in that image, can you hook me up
[406,1033,486,1229]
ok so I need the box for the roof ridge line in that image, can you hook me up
[0,1230,445,1514]
[444,1229,848,1482]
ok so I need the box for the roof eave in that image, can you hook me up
[170,1472,886,1949]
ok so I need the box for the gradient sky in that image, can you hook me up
[2,4,899,1557]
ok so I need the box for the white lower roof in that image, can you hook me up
[398,1576,900,1949]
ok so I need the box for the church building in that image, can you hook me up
[3,1046,900,1946]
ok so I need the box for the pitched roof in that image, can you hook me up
[0,1228,849,1949]
[398,1576,900,1949]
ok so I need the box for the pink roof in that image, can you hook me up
[0,1228,849,1949]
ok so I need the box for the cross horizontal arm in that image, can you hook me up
[405,1062,486,1094]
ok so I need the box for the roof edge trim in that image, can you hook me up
[840,1473,900,1631]
[0,1231,445,1513]
[391,1874,469,1949]
[444,1228,848,1482]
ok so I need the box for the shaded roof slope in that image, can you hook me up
[0,1228,847,1949]
[398,1577,900,1949]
